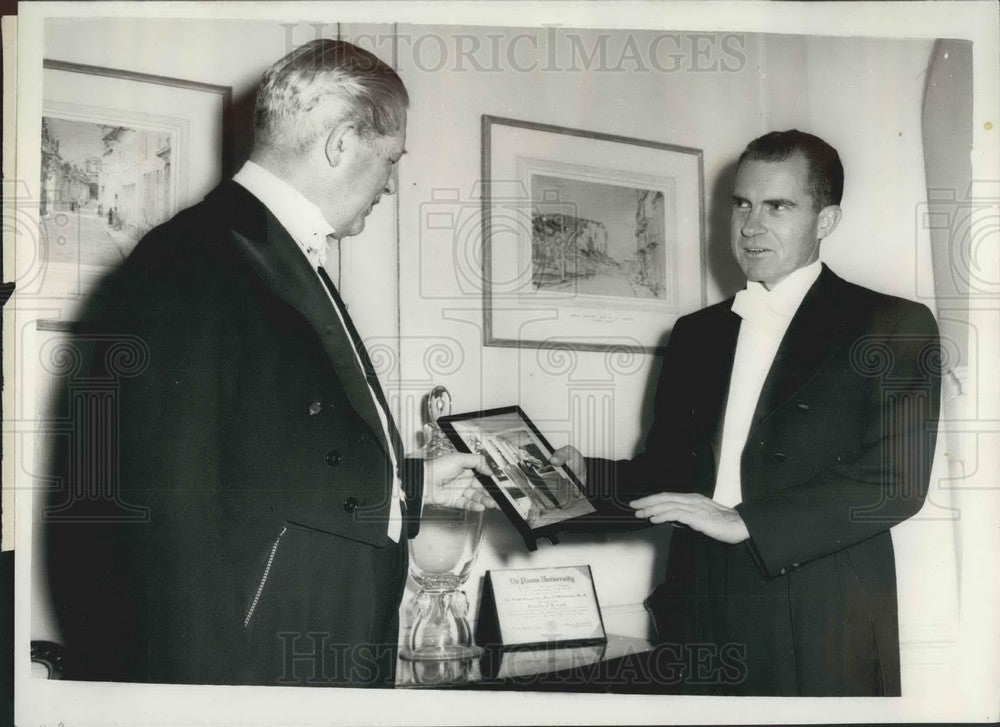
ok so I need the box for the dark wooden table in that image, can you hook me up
[396,634,670,693]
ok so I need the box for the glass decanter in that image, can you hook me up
[402,386,485,661]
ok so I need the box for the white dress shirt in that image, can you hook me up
[712,260,823,508]
[233,161,406,541]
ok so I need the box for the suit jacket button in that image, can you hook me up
[774,451,787,461]
[343,497,358,513]
[308,401,323,416]
[779,567,787,575]
[326,449,342,467]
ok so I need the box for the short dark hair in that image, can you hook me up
[737,130,844,211]
[254,39,409,154]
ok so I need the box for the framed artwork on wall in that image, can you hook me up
[481,115,705,353]
[34,60,232,328]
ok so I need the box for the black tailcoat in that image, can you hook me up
[44,181,423,686]
[586,265,940,695]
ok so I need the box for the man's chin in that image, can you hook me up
[339,222,366,239]
[737,262,768,281]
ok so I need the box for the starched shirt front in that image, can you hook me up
[712,260,823,508]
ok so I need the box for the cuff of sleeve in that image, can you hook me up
[735,501,798,579]
[582,457,647,529]
[734,502,769,577]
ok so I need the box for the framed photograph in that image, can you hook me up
[482,115,705,353]
[438,406,595,549]
[35,60,232,325]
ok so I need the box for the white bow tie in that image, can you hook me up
[301,234,326,269]
[731,284,792,322]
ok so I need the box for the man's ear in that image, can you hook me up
[324,123,356,169]
[817,204,842,240]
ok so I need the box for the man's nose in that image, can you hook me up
[740,208,764,237]
[384,172,397,196]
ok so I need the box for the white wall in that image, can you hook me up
[45,17,285,88]
[42,17,297,164]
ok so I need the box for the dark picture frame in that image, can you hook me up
[438,405,595,551]
[482,115,706,354]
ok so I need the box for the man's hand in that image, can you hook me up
[549,445,587,488]
[630,492,750,544]
[424,452,496,511]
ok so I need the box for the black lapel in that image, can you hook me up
[318,267,405,464]
[209,181,392,459]
[692,302,742,488]
[748,265,854,436]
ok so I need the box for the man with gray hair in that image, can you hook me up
[45,39,489,687]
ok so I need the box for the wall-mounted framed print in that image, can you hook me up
[35,60,232,327]
[481,115,705,354]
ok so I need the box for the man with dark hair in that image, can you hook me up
[44,39,490,687]
[738,129,845,210]
[555,129,940,695]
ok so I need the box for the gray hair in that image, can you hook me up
[253,39,409,154]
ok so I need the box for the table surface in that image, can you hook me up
[396,634,655,691]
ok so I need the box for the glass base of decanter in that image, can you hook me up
[400,643,484,661]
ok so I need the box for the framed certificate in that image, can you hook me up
[438,406,595,550]
[475,565,608,653]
